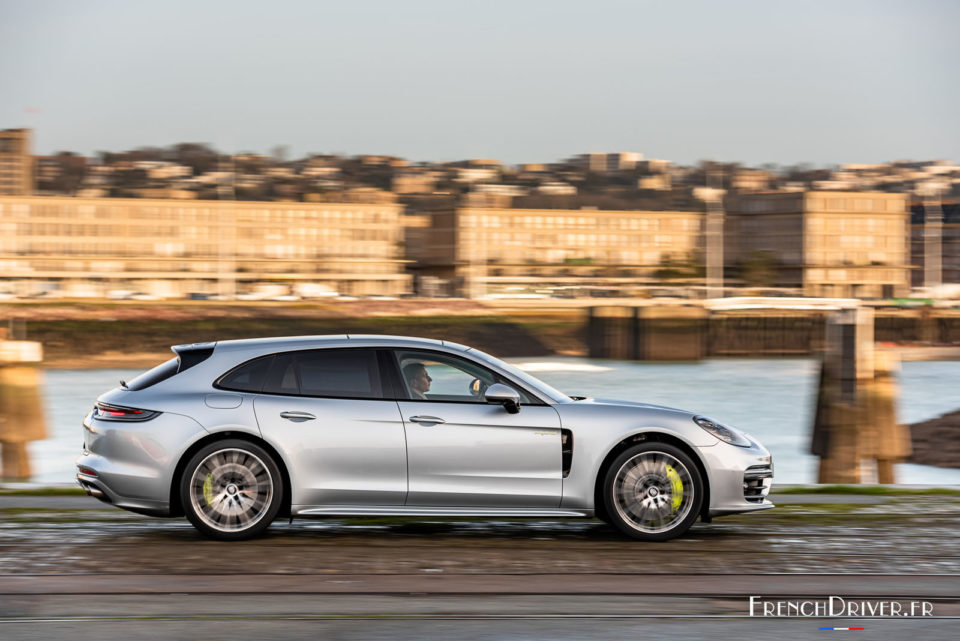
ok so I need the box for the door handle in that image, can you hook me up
[280,411,316,421]
[408,415,445,425]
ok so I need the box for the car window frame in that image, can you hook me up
[214,347,393,401]
[383,347,549,406]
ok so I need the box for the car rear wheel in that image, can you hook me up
[603,442,703,541]
[180,439,283,541]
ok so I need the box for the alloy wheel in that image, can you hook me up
[188,447,275,533]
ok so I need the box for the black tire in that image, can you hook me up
[180,439,283,541]
[602,442,703,542]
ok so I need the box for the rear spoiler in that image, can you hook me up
[172,342,217,372]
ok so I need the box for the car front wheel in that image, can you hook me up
[602,442,703,541]
[180,439,283,541]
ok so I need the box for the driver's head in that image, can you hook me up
[403,362,432,395]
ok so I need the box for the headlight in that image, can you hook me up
[693,415,751,447]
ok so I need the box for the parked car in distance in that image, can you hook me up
[77,335,773,541]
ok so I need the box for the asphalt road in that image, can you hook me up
[2,491,959,640]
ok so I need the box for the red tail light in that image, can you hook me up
[94,402,161,422]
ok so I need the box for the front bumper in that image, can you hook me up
[697,439,774,517]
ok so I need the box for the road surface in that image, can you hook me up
[1,491,958,640]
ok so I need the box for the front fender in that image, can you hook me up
[553,402,718,510]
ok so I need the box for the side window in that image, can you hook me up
[217,355,274,393]
[393,349,533,404]
[297,349,382,398]
[259,349,383,399]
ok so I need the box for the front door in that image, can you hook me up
[391,348,563,508]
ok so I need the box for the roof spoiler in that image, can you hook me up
[171,342,217,373]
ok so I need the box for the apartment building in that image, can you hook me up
[0,196,411,298]
[725,191,910,298]
[568,152,643,173]
[409,206,703,297]
[910,201,960,288]
[0,129,34,196]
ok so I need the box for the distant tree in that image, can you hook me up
[653,252,705,281]
[739,251,779,287]
[168,143,219,175]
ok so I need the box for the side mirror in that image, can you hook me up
[484,383,521,414]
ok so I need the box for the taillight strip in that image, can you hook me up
[94,402,161,422]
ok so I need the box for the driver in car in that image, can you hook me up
[403,362,432,400]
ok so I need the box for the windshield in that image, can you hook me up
[465,348,572,404]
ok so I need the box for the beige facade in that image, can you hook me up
[726,191,910,298]
[0,196,411,298]
[411,207,704,297]
[0,129,34,196]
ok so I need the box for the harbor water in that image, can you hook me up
[26,357,960,485]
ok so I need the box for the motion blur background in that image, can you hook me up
[2,2,960,638]
[1,0,958,486]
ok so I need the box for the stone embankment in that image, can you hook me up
[910,410,960,469]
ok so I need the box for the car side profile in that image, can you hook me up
[77,335,773,541]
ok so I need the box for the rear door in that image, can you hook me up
[250,348,407,507]
[389,348,563,508]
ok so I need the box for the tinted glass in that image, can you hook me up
[393,349,533,404]
[127,346,215,391]
[217,355,274,393]
[297,349,382,398]
[467,348,570,403]
[264,352,299,395]
[259,349,383,399]
[126,358,178,391]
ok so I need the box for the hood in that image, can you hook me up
[578,397,693,415]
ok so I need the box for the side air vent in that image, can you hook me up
[561,429,573,478]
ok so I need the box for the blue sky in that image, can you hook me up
[1,0,957,165]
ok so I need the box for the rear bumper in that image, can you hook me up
[76,468,171,516]
[76,409,207,516]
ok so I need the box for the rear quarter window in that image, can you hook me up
[216,355,274,393]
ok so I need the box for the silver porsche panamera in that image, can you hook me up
[76,335,774,541]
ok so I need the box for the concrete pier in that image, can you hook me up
[811,308,910,484]
[0,339,47,480]
[586,304,960,361]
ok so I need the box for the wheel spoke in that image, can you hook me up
[612,450,695,534]
[189,447,274,533]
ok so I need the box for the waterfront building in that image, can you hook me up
[910,201,960,289]
[408,206,703,297]
[725,191,911,298]
[0,196,411,298]
[0,129,34,196]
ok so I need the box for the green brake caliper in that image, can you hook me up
[665,464,684,512]
[202,473,214,505]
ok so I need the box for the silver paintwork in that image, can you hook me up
[77,334,773,527]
